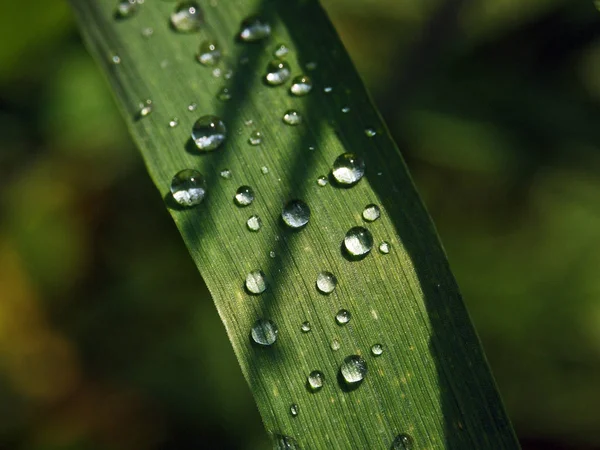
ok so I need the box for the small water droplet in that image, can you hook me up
[308,146,315,151]
[224,69,233,79]
[239,16,271,42]
[247,215,262,231]
[244,119,254,126]
[289,404,299,417]
[110,53,121,65]
[290,75,313,96]
[379,241,391,254]
[332,153,365,186]
[301,321,311,333]
[246,270,267,294]
[248,130,262,145]
[170,169,206,207]
[323,86,333,93]
[371,343,384,356]
[192,115,226,151]
[273,434,300,450]
[344,226,374,257]
[197,40,221,66]
[316,271,337,294]
[330,339,340,351]
[316,176,328,187]
[261,166,269,175]
[212,67,222,78]
[265,60,291,85]
[220,169,232,179]
[282,199,310,229]
[187,102,197,112]
[269,250,276,258]
[137,99,153,118]
[341,106,350,113]
[335,309,351,325]
[170,1,203,32]
[115,0,137,19]
[362,204,381,222]
[235,186,255,206]
[307,370,324,391]
[168,117,179,128]
[274,43,289,58]
[141,27,154,39]
[217,87,231,101]
[340,355,367,385]
[365,127,377,137]
[305,61,317,70]
[391,433,414,450]
[251,318,277,345]
[282,110,302,126]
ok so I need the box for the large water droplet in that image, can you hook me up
[301,321,311,333]
[307,370,324,392]
[332,153,365,186]
[316,271,337,294]
[316,176,328,187]
[197,40,221,66]
[137,99,153,119]
[248,130,262,145]
[391,434,414,450]
[379,241,391,254]
[340,355,367,385]
[239,16,271,42]
[282,200,310,229]
[344,226,373,258]
[265,60,291,85]
[282,110,302,126]
[235,185,255,206]
[170,2,203,32]
[170,169,207,207]
[247,215,262,232]
[289,403,299,417]
[220,168,232,179]
[290,75,313,96]
[246,270,266,294]
[335,309,351,325]
[251,318,277,346]
[362,204,381,222]
[115,0,137,19]
[273,434,300,450]
[192,115,226,151]
[274,43,289,58]
[371,343,384,356]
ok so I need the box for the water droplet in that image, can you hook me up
[248,130,262,145]
[289,404,299,417]
[332,153,365,186]
[191,115,226,151]
[379,241,391,254]
[305,61,317,70]
[239,16,271,42]
[170,169,206,207]
[365,127,377,137]
[282,199,310,229]
[371,343,384,356]
[330,339,340,351]
[265,60,291,85]
[290,75,313,96]
[316,271,337,294]
[212,67,222,78]
[110,54,121,64]
[217,87,231,101]
[168,118,179,128]
[316,176,328,187]
[137,99,153,118]
[269,250,276,258]
[344,226,374,257]
[187,102,197,112]
[247,215,262,232]
[115,0,137,19]
[341,106,350,113]
[235,186,255,206]
[246,270,267,294]
[141,27,154,39]
[273,434,300,450]
[301,321,311,333]
[274,43,289,58]
[251,318,277,345]
[335,309,351,325]
[170,1,203,32]
[197,40,221,66]
[323,86,333,93]
[244,119,254,126]
[362,204,381,222]
[340,355,367,385]
[224,69,233,79]
[308,146,315,151]
[261,166,269,175]
[307,370,324,392]
[391,433,414,450]
[282,110,302,126]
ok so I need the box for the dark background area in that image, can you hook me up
[1,0,600,448]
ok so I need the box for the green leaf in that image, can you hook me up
[68,0,520,448]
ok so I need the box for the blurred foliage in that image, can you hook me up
[0,0,599,448]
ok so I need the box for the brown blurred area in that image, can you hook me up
[1,0,600,448]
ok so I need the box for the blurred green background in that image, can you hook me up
[1,0,600,448]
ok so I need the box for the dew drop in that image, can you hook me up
[197,40,221,66]
[362,204,381,222]
[282,199,310,229]
[115,0,137,19]
[168,118,179,128]
[212,67,222,78]
[301,321,311,333]
[340,355,367,385]
[391,433,414,450]
[269,250,276,258]
[332,153,365,186]
[170,169,207,207]
[219,169,232,180]
[141,27,154,39]
[307,370,324,392]
[316,271,337,294]
[335,309,351,325]
[316,176,328,187]
[248,130,262,145]
[305,61,317,70]
[289,404,299,417]
[247,215,262,232]
[344,226,374,257]
[371,343,384,356]
[273,434,300,450]
[170,1,203,32]
[187,102,197,112]
[323,86,333,93]
[341,106,350,113]
[261,166,269,174]
[265,60,291,86]
[330,339,341,351]
[239,16,271,42]
[290,75,313,96]
[365,127,377,137]
[379,241,391,254]
[110,54,121,65]
[251,318,277,346]
[217,87,231,101]
[191,115,226,151]
[282,110,302,126]
[235,186,255,206]
[274,43,289,58]
[246,270,266,294]
[137,99,153,118]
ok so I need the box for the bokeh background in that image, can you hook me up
[1,0,600,448]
